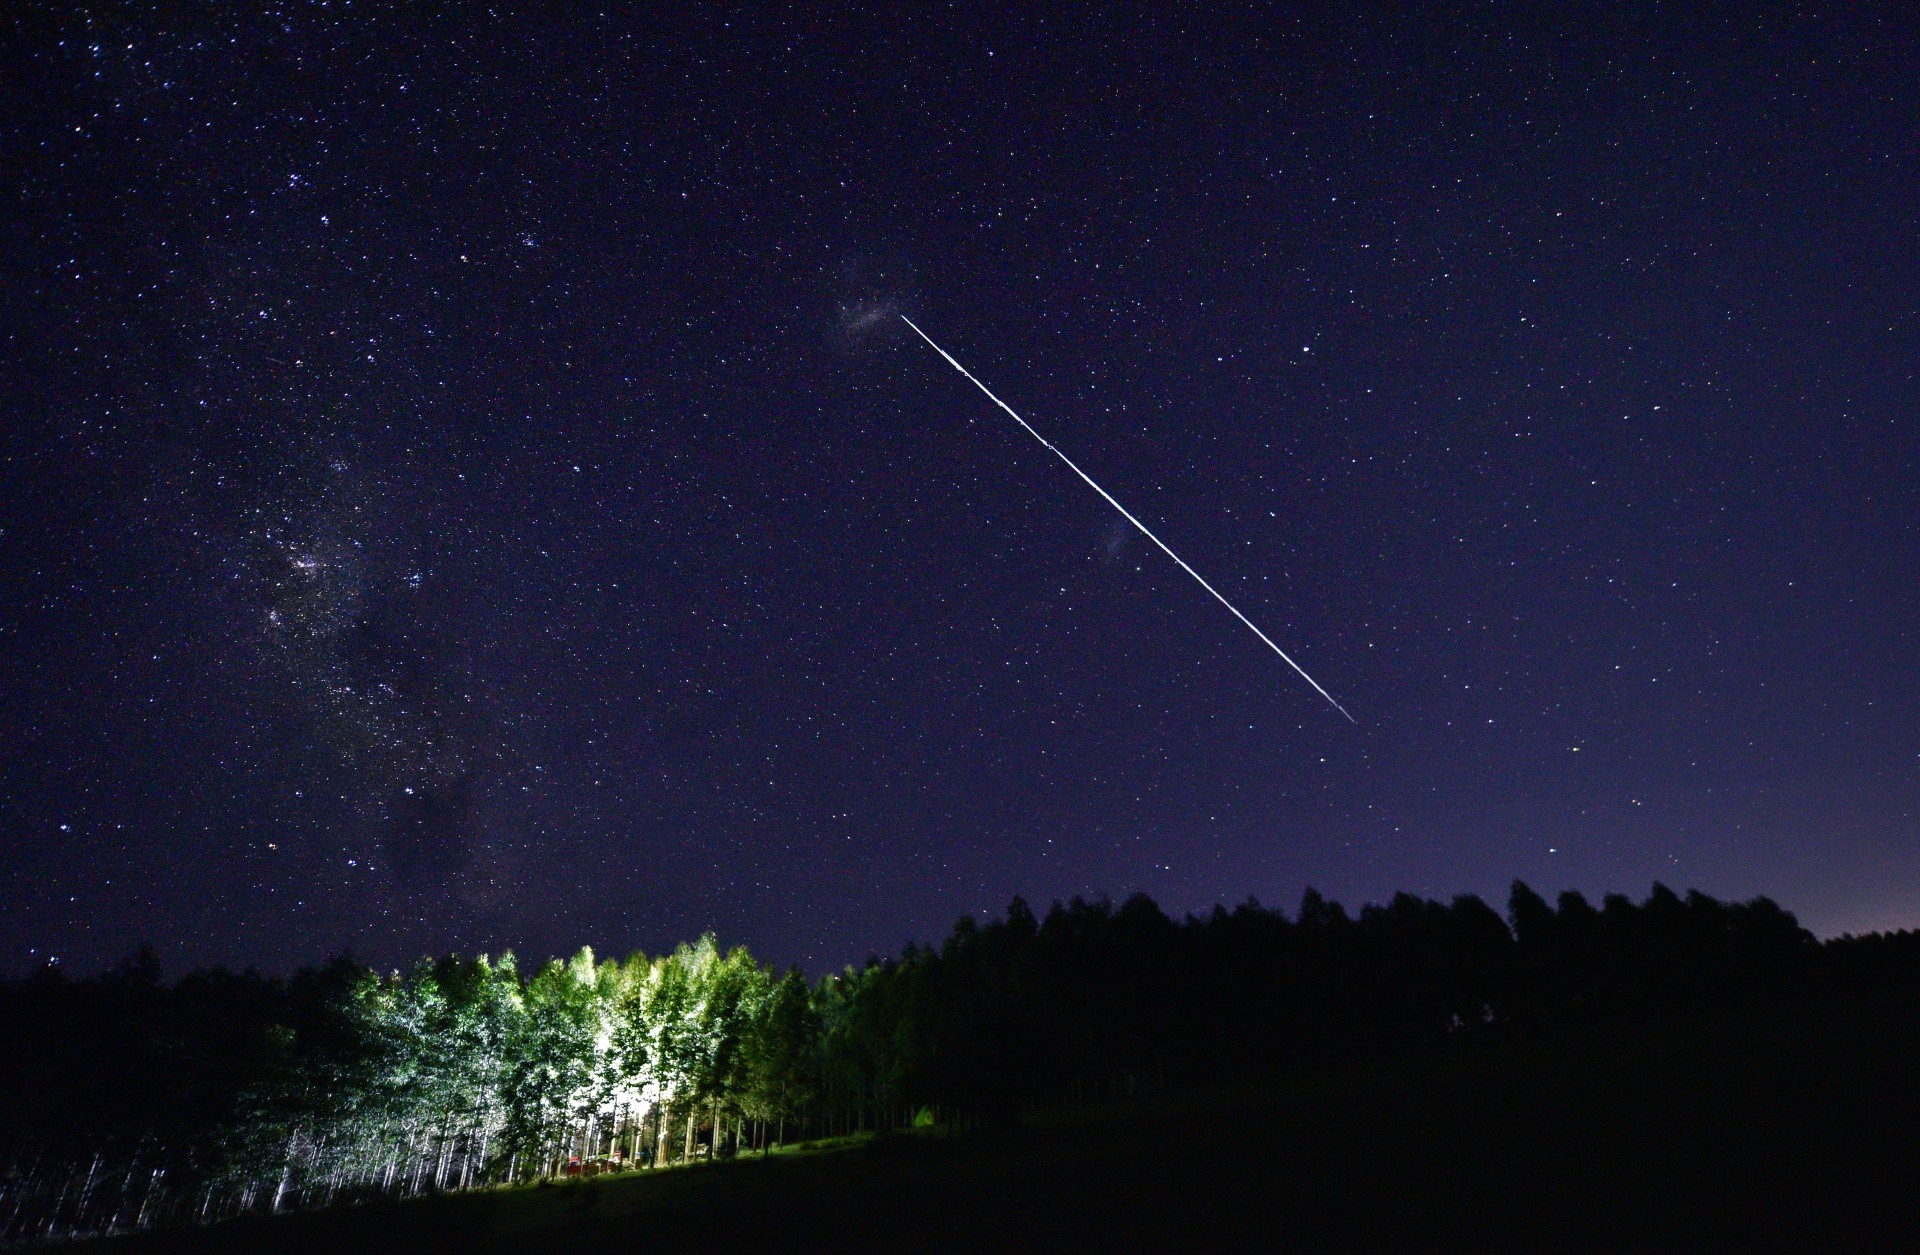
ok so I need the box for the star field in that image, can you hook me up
[3,6,1917,975]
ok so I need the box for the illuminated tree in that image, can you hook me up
[501,950,600,1177]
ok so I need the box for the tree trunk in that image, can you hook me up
[407,1127,431,1195]
[271,1131,297,1214]
[473,1123,492,1189]
[106,1154,144,1233]
[434,1120,454,1192]
[76,1153,102,1231]
[134,1164,164,1230]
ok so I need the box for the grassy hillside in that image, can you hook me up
[82,994,1920,1253]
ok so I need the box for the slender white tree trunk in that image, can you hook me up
[471,1122,492,1189]
[75,1153,102,1232]
[133,1164,164,1230]
[271,1133,296,1214]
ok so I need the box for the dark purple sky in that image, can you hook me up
[4,6,1916,976]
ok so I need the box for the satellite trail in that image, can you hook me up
[900,315,1355,723]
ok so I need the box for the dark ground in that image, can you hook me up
[80,997,1920,1254]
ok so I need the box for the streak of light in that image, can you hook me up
[900,315,1355,723]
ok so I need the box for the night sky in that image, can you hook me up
[4,6,1916,977]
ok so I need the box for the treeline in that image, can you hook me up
[2,881,1913,1243]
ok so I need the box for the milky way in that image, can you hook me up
[4,7,1916,976]
[230,448,500,891]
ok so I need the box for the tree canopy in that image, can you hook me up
[2,881,1896,1243]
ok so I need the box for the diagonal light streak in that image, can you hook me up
[901,315,1355,723]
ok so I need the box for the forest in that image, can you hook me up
[4,881,1917,1245]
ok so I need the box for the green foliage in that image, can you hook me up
[0,882,1841,1241]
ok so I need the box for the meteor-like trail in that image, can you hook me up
[900,315,1356,723]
